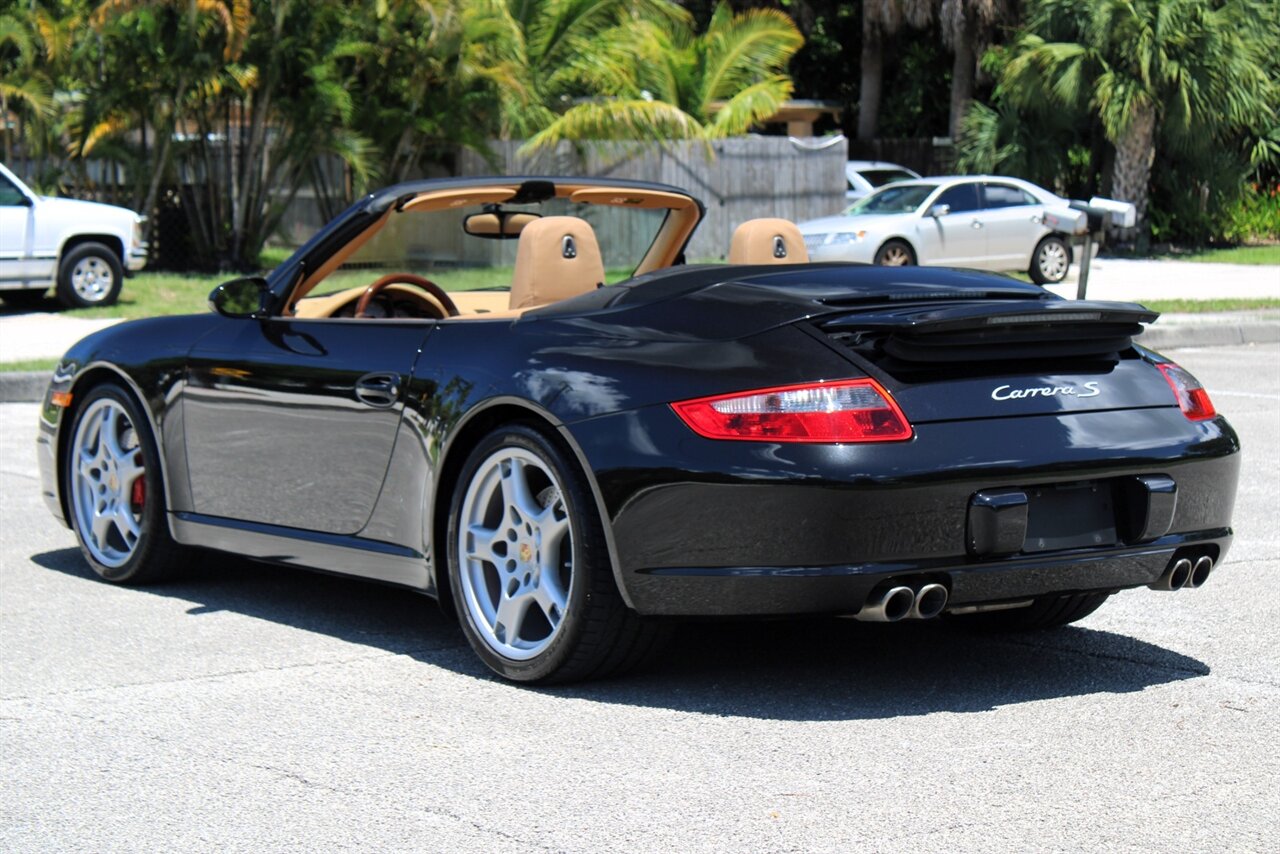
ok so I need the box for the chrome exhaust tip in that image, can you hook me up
[909,583,949,620]
[854,586,915,622]
[1150,557,1193,591]
[1186,556,1214,589]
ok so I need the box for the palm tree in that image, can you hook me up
[1000,0,1278,236]
[520,2,803,151]
[858,0,933,141]
[460,0,689,142]
[88,0,252,226]
[939,0,1014,140]
[0,13,54,165]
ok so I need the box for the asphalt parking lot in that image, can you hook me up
[2,343,1277,852]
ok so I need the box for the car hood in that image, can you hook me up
[798,213,911,234]
[37,195,142,223]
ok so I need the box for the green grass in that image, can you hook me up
[0,357,58,373]
[1143,298,1280,313]
[1150,245,1280,265]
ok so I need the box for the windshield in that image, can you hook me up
[859,168,918,188]
[309,198,667,297]
[845,184,936,215]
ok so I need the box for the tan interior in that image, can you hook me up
[509,216,604,310]
[728,218,809,265]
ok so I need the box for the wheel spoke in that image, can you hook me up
[90,507,114,551]
[464,523,500,564]
[494,591,532,645]
[499,458,541,521]
[534,575,567,624]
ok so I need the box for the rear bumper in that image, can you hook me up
[568,405,1240,617]
[624,531,1231,616]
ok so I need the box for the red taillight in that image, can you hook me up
[1157,362,1217,421]
[671,378,913,443]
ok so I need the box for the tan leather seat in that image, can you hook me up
[728,218,809,264]
[509,216,605,310]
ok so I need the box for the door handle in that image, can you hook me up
[355,372,401,408]
[971,219,984,229]
[1031,214,1043,224]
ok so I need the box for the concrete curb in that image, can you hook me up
[0,320,1275,403]
[0,371,53,403]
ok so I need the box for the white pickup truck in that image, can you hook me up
[0,162,147,308]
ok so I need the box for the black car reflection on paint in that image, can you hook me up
[37,176,1240,683]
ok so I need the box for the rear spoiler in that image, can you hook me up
[820,300,1159,363]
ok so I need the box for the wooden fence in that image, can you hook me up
[454,137,848,261]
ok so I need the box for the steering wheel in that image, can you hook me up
[355,273,459,318]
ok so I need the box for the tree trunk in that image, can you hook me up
[1109,100,1157,245]
[949,20,976,141]
[857,17,883,142]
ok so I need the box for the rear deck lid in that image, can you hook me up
[819,299,1176,421]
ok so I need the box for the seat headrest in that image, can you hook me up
[728,218,809,265]
[509,216,605,310]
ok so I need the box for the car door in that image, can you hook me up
[979,182,1047,269]
[0,171,41,284]
[182,316,434,535]
[916,182,986,266]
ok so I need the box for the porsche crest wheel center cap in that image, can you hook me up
[519,542,533,563]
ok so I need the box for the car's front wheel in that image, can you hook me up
[1029,235,1071,284]
[65,383,187,583]
[57,242,124,308]
[874,239,916,266]
[447,425,666,683]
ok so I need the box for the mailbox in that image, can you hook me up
[1042,208,1088,235]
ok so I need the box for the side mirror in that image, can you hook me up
[209,276,270,318]
[926,203,951,218]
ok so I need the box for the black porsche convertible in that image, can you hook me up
[37,176,1240,683]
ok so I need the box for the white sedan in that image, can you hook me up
[800,175,1085,284]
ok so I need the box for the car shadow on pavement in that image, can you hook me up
[33,547,1210,721]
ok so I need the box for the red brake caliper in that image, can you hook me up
[131,456,146,509]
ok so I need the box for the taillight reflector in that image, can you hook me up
[1157,362,1216,421]
[671,378,913,443]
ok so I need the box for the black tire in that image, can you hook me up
[1,289,50,309]
[446,424,668,684]
[873,239,916,266]
[949,592,1111,632]
[1029,235,1071,284]
[56,242,124,308]
[63,383,188,583]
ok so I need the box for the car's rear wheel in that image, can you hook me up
[65,384,186,583]
[948,592,1111,632]
[57,242,124,308]
[1029,235,1071,284]
[447,424,667,683]
[874,239,916,266]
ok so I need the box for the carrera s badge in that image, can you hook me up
[991,382,1101,401]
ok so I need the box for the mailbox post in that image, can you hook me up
[1066,197,1137,299]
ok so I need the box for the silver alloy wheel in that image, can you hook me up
[878,245,911,266]
[70,397,146,568]
[1037,240,1069,281]
[457,447,573,661]
[71,255,115,303]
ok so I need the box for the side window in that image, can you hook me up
[0,174,28,207]
[983,183,1036,209]
[934,183,980,214]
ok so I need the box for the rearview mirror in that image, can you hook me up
[926,203,951,218]
[463,211,541,239]
[209,276,270,318]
